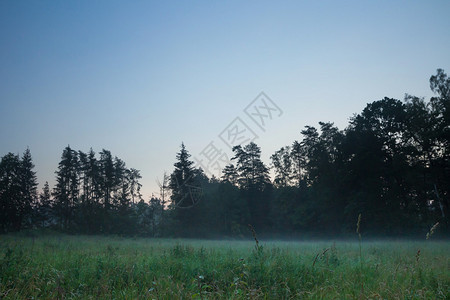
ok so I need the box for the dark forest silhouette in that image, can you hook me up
[1,69,449,238]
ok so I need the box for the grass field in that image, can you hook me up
[0,233,448,299]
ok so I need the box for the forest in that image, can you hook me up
[1,69,449,238]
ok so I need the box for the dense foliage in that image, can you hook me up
[0,69,448,237]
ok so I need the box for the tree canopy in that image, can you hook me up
[1,69,448,238]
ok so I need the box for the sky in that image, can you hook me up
[1,0,450,199]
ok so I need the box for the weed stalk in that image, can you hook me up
[356,213,364,297]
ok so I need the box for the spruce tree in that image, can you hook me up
[20,148,38,228]
[53,146,79,230]
[169,143,202,236]
[0,153,22,231]
[38,181,52,227]
[169,143,198,208]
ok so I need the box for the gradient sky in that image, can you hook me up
[1,0,449,199]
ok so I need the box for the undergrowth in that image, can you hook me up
[0,233,448,299]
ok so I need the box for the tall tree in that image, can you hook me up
[0,153,22,231]
[232,142,271,230]
[169,143,198,208]
[157,171,171,235]
[221,164,239,186]
[428,69,450,225]
[271,146,293,187]
[20,148,38,228]
[169,143,203,236]
[0,149,38,231]
[53,146,79,230]
[37,181,53,227]
[148,196,163,236]
[128,168,143,205]
[290,140,306,187]
[232,142,270,190]
[99,149,115,211]
[342,98,412,233]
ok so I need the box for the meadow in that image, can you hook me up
[0,232,448,299]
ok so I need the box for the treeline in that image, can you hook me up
[1,69,449,237]
[0,147,153,234]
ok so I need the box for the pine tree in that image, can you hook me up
[290,140,306,187]
[221,164,239,185]
[169,143,198,208]
[87,148,101,205]
[0,153,22,231]
[149,196,163,236]
[99,149,115,211]
[20,148,38,228]
[0,149,37,231]
[78,150,89,205]
[232,142,270,190]
[128,168,142,205]
[53,146,79,230]
[169,143,202,236]
[38,181,53,227]
[113,156,128,210]
[231,142,271,230]
[271,146,293,187]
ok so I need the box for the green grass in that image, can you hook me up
[0,233,448,299]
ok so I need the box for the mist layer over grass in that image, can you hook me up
[1,233,448,299]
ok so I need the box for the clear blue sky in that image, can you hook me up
[1,0,449,199]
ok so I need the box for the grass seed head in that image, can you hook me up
[356,213,362,235]
[426,222,439,240]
